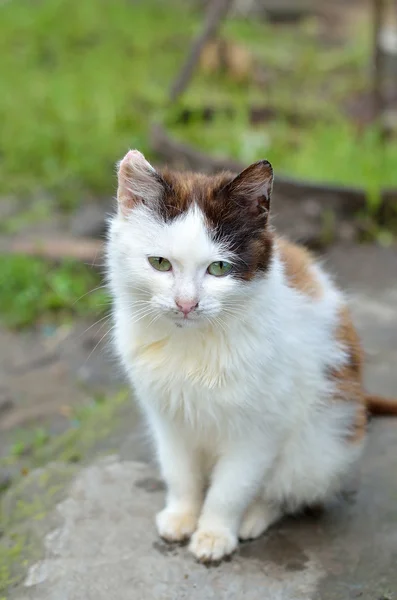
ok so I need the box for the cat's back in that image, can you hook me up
[276,237,324,299]
[274,235,346,332]
[272,236,364,395]
[276,236,364,381]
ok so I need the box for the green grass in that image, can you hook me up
[0,0,198,204]
[1,0,396,207]
[10,428,51,459]
[0,255,108,328]
[170,114,397,205]
[1,390,129,472]
[0,388,130,595]
[0,0,396,329]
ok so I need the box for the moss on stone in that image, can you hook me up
[0,389,131,595]
[0,463,77,594]
[32,388,130,467]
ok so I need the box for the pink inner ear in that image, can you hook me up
[117,159,136,215]
[117,150,162,215]
[118,192,135,215]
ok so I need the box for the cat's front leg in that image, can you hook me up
[189,439,276,562]
[150,413,204,543]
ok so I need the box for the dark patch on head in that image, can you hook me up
[239,532,309,571]
[153,164,274,281]
[134,477,165,493]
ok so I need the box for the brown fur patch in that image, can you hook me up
[277,238,322,299]
[329,307,367,443]
[155,167,274,281]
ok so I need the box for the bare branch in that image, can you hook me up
[0,236,103,264]
[169,0,234,102]
[372,0,386,127]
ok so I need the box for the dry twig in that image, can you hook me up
[0,236,104,264]
[372,0,387,130]
[169,0,234,102]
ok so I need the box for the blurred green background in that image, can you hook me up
[1,0,396,202]
[1,3,397,589]
[0,0,396,328]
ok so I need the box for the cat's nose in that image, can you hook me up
[175,299,199,316]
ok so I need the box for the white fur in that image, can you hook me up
[107,201,364,562]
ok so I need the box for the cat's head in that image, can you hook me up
[108,150,274,328]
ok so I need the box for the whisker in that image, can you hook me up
[215,316,228,334]
[147,312,162,328]
[129,309,158,326]
[128,306,157,318]
[73,285,108,306]
[85,307,159,363]
[77,314,111,339]
[85,325,115,363]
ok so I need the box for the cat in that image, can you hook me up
[106,149,397,563]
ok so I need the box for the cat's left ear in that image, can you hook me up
[117,150,164,217]
[223,160,273,219]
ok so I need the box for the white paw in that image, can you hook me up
[239,501,281,541]
[156,507,198,543]
[189,527,237,562]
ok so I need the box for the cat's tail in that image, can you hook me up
[365,393,397,416]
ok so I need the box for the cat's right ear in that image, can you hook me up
[117,150,163,217]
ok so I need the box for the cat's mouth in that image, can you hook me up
[171,312,202,328]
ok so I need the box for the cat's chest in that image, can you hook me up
[130,330,237,391]
[135,338,227,388]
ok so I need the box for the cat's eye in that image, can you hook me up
[148,257,172,272]
[207,261,232,277]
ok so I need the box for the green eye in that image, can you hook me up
[207,261,232,277]
[148,257,172,272]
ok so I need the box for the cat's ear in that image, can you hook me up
[117,150,163,216]
[223,160,273,219]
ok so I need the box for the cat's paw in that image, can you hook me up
[156,508,198,543]
[189,527,237,562]
[239,501,281,541]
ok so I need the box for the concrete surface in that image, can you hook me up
[14,423,397,600]
[325,244,397,399]
[4,243,397,599]
[0,319,125,471]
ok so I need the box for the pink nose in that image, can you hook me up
[175,299,199,316]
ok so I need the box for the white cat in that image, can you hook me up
[106,149,396,562]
